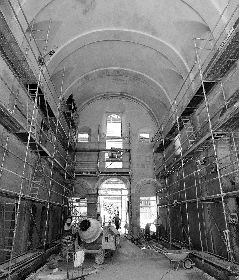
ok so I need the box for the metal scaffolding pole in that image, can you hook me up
[174,101,191,248]
[42,62,67,249]
[194,37,234,262]
[161,126,172,248]
[151,2,239,266]
[0,3,76,275]
[7,65,44,278]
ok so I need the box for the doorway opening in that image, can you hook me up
[98,178,128,232]
[140,196,157,232]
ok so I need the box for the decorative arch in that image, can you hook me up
[47,29,189,75]
[63,67,172,107]
[96,176,130,191]
[77,93,160,127]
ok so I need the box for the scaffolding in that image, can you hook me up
[0,1,76,278]
[153,2,239,267]
[74,124,131,177]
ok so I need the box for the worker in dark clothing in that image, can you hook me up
[61,217,74,259]
[113,213,121,230]
[154,216,162,241]
[144,223,151,241]
[97,213,102,226]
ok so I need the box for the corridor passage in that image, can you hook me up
[28,237,216,280]
[87,237,215,280]
[2,2,239,279]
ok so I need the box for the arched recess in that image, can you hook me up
[73,178,92,197]
[130,178,162,235]
[135,178,162,195]
[98,177,129,228]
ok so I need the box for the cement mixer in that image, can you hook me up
[77,218,120,264]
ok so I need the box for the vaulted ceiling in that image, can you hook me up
[12,0,236,125]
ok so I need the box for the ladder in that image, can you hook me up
[27,84,38,139]
[181,117,195,148]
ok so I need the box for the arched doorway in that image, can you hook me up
[135,179,161,234]
[98,178,128,231]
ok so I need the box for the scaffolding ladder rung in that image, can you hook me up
[4,202,16,206]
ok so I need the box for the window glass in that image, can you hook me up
[77,133,89,142]
[106,114,121,137]
[105,114,122,168]
[139,133,150,142]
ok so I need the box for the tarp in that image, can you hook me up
[74,250,85,267]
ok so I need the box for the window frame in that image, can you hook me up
[106,113,122,138]
[139,132,150,142]
[77,132,89,143]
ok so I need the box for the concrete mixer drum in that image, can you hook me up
[78,218,120,264]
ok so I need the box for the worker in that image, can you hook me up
[124,221,129,234]
[61,217,74,260]
[144,223,151,241]
[154,216,162,241]
[113,212,121,230]
[97,213,102,226]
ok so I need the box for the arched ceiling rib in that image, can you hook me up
[47,29,188,76]
[57,67,171,122]
[15,0,232,124]
[78,93,160,127]
[49,39,180,97]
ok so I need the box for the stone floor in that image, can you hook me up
[28,237,216,280]
[87,238,215,280]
